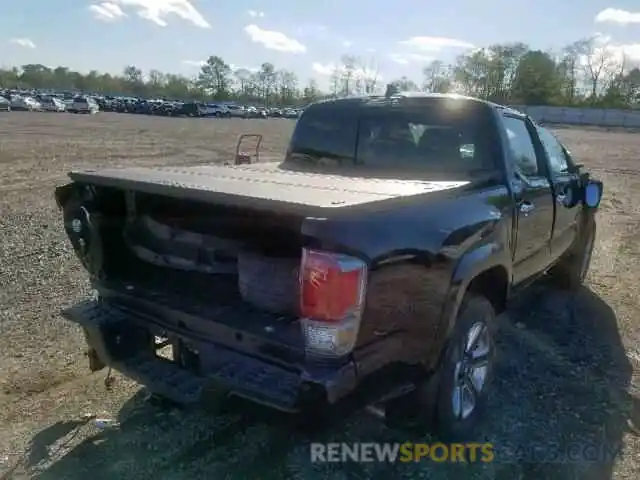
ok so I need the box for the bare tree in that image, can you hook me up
[560,39,590,101]
[332,55,381,97]
[340,55,357,96]
[423,60,454,93]
[603,52,627,94]
[423,60,444,92]
[390,76,418,91]
[257,63,276,106]
[275,70,297,105]
[234,68,252,98]
[580,36,619,100]
[147,69,166,92]
[302,79,320,103]
[359,56,380,94]
[329,67,341,97]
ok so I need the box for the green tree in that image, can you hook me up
[1,39,638,108]
[197,56,232,98]
[511,51,561,105]
[256,62,276,106]
[123,65,145,96]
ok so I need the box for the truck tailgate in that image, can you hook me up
[68,164,468,214]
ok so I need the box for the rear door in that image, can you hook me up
[500,114,555,286]
[535,126,583,262]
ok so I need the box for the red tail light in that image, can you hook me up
[300,250,365,321]
[299,249,367,357]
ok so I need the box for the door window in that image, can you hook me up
[501,116,539,177]
[537,127,569,175]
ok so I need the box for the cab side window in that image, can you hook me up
[537,127,569,175]
[501,116,539,177]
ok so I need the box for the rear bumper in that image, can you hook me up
[62,300,361,412]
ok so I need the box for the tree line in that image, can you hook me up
[1,35,638,108]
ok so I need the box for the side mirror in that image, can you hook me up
[584,181,603,208]
[561,179,581,208]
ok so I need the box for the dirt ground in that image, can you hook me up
[0,112,638,480]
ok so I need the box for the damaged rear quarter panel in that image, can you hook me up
[301,183,512,375]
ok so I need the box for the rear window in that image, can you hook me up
[288,104,357,161]
[287,98,498,176]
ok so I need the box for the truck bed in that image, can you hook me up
[68,164,468,215]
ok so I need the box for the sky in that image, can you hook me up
[2,1,640,89]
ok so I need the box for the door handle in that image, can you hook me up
[519,201,535,215]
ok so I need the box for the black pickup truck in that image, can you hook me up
[55,93,603,439]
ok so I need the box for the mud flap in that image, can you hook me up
[87,346,106,371]
[383,368,442,430]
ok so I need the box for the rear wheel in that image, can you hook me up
[385,293,496,441]
[433,294,495,440]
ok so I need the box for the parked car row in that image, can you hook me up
[96,97,303,119]
[0,88,305,119]
[0,90,99,114]
[97,98,233,117]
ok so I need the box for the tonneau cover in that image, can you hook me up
[68,163,468,214]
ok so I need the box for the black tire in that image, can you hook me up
[548,214,596,290]
[433,293,496,440]
[385,293,496,441]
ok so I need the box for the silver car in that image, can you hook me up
[69,96,99,114]
[227,105,248,118]
[0,96,10,112]
[10,95,42,111]
[40,96,66,112]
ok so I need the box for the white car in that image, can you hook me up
[245,106,267,118]
[10,95,42,111]
[40,97,66,112]
[70,96,99,114]
[227,105,248,118]
[200,103,230,117]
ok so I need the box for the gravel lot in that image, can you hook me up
[0,112,638,480]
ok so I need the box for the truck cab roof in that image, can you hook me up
[310,92,526,117]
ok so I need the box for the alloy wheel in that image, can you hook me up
[451,321,491,420]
